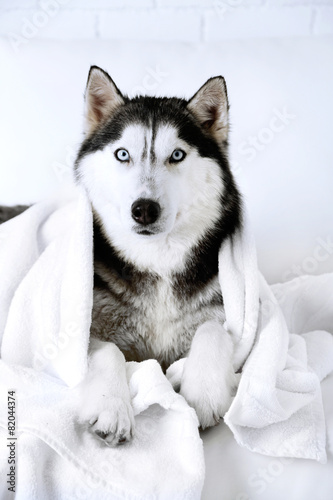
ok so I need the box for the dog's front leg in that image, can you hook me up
[180,321,237,429]
[77,338,134,446]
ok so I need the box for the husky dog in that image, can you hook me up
[74,66,242,446]
[0,66,242,446]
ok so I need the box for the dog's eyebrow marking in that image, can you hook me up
[141,135,148,162]
[149,117,157,165]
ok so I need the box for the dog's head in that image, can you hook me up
[75,66,241,266]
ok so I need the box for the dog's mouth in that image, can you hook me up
[132,214,173,237]
[133,224,166,237]
[136,229,154,236]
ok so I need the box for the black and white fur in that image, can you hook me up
[75,66,242,445]
[1,67,242,445]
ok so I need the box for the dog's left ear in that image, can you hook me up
[187,77,229,144]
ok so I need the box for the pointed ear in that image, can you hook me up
[187,77,229,144]
[84,66,124,135]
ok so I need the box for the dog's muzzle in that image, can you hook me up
[131,199,161,226]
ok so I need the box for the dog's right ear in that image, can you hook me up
[187,77,229,145]
[84,66,124,135]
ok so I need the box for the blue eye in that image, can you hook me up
[115,149,130,162]
[170,149,186,163]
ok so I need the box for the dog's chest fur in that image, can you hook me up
[91,221,225,371]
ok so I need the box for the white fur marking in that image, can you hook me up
[180,321,236,429]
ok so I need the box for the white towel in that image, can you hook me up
[0,186,332,498]
[0,186,204,499]
[219,221,333,463]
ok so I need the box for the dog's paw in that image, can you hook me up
[89,396,134,446]
[76,339,135,446]
[179,321,237,429]
[79,394,135,447]
[180,370,235,429]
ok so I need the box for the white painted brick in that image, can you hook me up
[314,6,333,34]
[116,0,154,6]
[1,9,96,40]
[65,0,124,8]
[35,10,96,38]
[67,0,154,9]
[0,10,35,35]
[156,0,212,7]
[0,0,36,9]
[271,0,333,5]
[156,0,264,6]
[99,9,201,42]
[204,6,313,40]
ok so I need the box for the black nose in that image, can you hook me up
[131,199,161,225]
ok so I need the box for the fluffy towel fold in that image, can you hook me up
[0,185,332,499]
[218,223,333,463]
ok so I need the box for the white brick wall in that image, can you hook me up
[204,6,314,40]
[314,6,333,34]
[0,0,332,42]
[99,9,201,42]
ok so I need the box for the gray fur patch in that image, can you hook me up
[92,268,225,372]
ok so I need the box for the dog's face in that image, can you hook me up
[75,66,238,270]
